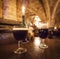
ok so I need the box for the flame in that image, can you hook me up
[22,5,26,15]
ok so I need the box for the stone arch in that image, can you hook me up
[51,0,60,26]
[42,0,50,27]
[26,0,47,23]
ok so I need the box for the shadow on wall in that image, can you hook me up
[0,33,16,45]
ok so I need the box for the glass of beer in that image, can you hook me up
[13,28,28,54]
[39,29,48,49]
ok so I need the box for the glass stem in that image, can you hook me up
[41,39,45,44]
[18,40,21,48]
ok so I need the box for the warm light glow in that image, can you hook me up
[34,16,41,22]
[28,30,34,36]
[33,16,48,28]
[39,23,48,29]
[22,5,26,15]
[47,22,49,28]
[54,26,57,30]
[34,16,41,28]
[34,37,41,47]
[13,28,28,30]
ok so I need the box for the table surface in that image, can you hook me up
[0,37,60,59]
[12,28,29,30]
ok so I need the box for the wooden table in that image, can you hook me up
[0,36,60,59]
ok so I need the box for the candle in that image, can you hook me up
[22,5,26,15]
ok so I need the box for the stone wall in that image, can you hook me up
[3,0,17,20]
[0,0,60,27]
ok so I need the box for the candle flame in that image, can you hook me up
[22,5,26,15]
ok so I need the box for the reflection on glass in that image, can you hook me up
[13,28,28,54]
[39,39,48,49]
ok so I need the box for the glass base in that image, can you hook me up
[39,43,48,49]
[22,39,29,44]
[14,47,27,54]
